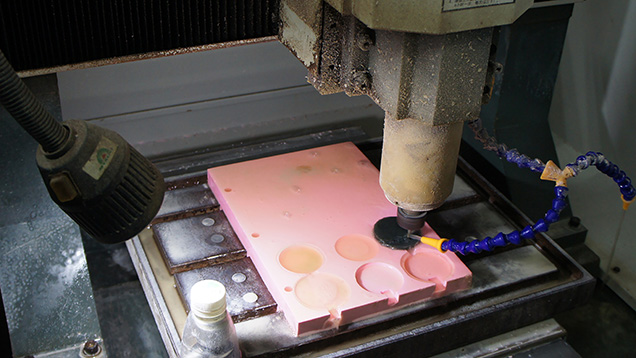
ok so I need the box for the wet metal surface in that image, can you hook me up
[0,75,102,356]
[81,232,167,358]
[174,257,277,323]
[427,201,517,243]
[443,175,482,207]
[431,319,570,358]
[153,211,246,273]
[0,219,101,356]
[94,281,168,358]
[154,183,219,223]
[466,245,559,293]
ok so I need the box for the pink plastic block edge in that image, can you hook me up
[207,142,471,335]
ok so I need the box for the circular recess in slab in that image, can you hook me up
[355,263,404,305]
[251,232,260,238]
[284,286,293,292]
[335,234,380,261]
[206,234,225,244]
[295,272,350,310]
[279,245,324,274]
[201,218,215,226]
[232,273,247,283]
[243,292,258,303]
[401,251,453,282]
[224,188,232,192]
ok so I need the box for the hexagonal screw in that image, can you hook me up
[83,340,101,356]
[356,31,374,51]
[352,70,371,92]
[568,216,581,228]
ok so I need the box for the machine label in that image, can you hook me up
[443,0,515,12]
[82,137,118,180]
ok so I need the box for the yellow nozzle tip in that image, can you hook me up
[622,195,635,211]
[540,160,561,182]
[540,160,572,187]
[419,236,448,253]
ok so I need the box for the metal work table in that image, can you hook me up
[128,141,595,357]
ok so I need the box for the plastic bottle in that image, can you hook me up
[180,280,241,358]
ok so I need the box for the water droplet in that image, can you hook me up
[331,168,341,174]
[243,292,258,303]
[282,211,292,218]
[310,151,319,157]
[201,218,215,226]
[30,211,37,219]
[208,234,225,244]
[358,160,369,166]
[232,273,247,283]
[291,185,302,193]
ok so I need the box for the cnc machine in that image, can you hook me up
[0,1,607,357]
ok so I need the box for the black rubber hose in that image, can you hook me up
[0,49,68,153]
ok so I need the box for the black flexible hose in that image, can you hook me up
[0,49,68,153]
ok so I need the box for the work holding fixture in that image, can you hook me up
[0,50,165,244]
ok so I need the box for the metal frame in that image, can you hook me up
[127,237,181,358]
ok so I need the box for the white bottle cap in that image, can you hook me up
[190,280,227,319]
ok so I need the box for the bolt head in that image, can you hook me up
[568,216,581,228]
[83,340,101,356]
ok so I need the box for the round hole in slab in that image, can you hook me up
[279,245,324,274]
[251,232,260,238]
[401,251,453,282]
[335,234,379,261]
[232,273,247,283]
[355,263,404,296]
[284,286,293,292]
[295,272,350,310]
[243,292,258,303]
[206,234,225,244]
[224,188,232,192]
[201,218,215,226]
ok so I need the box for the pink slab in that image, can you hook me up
[207,142,471,335]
